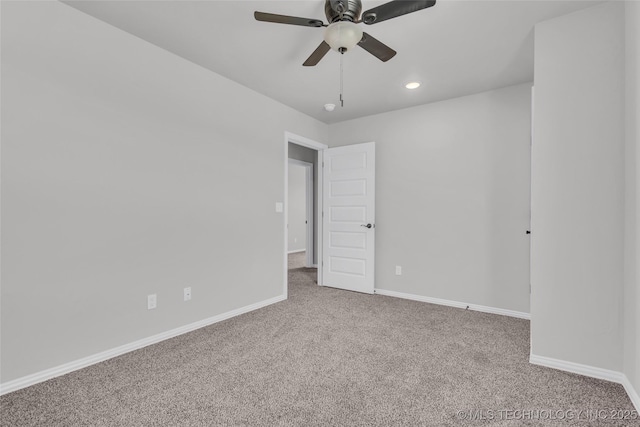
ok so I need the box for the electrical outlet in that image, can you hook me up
[184,287,192,302]
[147,294,157,310]
[395,265,402,276]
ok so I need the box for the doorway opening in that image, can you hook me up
[284,132,327,298]
[288,159,314,268]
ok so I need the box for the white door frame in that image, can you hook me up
[288,158,314,267]
[284,132,328,298]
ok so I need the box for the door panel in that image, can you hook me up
[330,232,366,249]
[322,142,375,294]
[330,206,367,222]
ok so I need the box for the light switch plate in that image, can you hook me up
[275,202,284,213]
[147,294,157,310]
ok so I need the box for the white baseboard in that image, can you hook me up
[621,374,640,412]
[287,249,305,254]
[529,354,623,382]
[0,294,286,396]
[530,354,640,412]
[374,288,530,320]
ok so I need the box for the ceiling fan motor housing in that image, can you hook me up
[325,0,362,23]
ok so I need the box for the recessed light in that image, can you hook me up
[405,82,421,90]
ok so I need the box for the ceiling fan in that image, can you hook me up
[254,0,437,66]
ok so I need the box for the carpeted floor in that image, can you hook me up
[0,257,636,426]
[288,251,307,270]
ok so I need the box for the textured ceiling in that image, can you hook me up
[64,0,602,124]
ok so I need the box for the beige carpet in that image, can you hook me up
[288,251,307,270]
[1,258,636,426]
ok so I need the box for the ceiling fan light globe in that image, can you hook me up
[324,21,363,52]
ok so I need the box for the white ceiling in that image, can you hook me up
[64,0,602,124]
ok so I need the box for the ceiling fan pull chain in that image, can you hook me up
[340,52,344,107]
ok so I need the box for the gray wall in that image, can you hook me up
[624,0,640,397]
[288,143,318,264]
[287,164,307,252]
[288,143,317,165]
[531,2,625,371]
[329,83,532,314]
[0,1,327,383]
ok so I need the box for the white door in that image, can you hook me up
[322,142,375,294]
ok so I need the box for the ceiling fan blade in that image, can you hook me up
[254,11,325,27]
[361,0,436,25]
[358,32,397,62]
[303,41,331,66]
